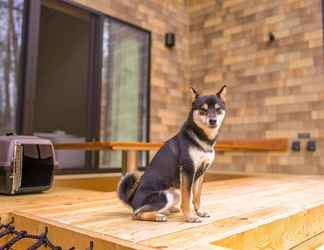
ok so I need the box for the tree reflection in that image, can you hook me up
[0,0,23,133]
[99,19,149,168]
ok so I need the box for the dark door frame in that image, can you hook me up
[17,0,41,135]
[86,14,103,169]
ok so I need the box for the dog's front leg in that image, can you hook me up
[193,175,210,218]
[180,169,201,223]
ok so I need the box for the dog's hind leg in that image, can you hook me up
[134,210,168,222]
[133,190,179,222]
[133,204,168,222]
[160,189,180,215]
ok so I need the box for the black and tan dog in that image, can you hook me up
[117,85,227,223]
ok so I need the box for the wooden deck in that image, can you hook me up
[1,173,324,249]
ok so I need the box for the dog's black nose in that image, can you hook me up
[209,119,217,126]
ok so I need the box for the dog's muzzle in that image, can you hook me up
[209,118,217,128]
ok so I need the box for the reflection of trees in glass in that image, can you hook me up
[0,0,23,133]
[99,19,149,168]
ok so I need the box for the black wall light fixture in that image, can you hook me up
[165,33,176,48]
[268,32,276,43]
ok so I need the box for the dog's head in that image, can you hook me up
[189,85,227,137]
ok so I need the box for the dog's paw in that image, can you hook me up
[156,213,168,222]
[162,207,180,215]
[161,210,171,216]
[185,216,202,223]
[169,207,180,213]
[196,210,210,218]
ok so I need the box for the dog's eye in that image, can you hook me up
[199,110,207,115]
[216,108,222,114]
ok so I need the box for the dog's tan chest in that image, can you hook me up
[189,146,215,170]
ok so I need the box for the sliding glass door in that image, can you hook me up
[100,19,150,169]
[33,1,93,170]
[5,0,150,173]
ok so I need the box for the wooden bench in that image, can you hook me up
[54,138,289,174]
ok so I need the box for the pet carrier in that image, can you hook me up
[0,134,57,195]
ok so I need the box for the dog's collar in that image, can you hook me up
[184,129,215,153]
[184,118,218,146]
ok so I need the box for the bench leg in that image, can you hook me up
[122,150,137,175]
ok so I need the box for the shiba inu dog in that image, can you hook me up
[117,85,227,223]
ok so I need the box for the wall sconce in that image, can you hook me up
[165,33,175,48]
[268,32,275,43]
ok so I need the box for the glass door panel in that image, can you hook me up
[100,19,149,169]
[32,0,91,170]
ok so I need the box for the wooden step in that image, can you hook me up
[0,212,154,250]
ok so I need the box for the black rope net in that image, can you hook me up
[0,218,94,250]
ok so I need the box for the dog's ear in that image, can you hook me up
[216,85,227,102]
[190,86,199,101]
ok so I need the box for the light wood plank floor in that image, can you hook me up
[1,174,324,249]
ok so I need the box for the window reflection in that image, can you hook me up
[0,0,24,134]
[100,19,149,168]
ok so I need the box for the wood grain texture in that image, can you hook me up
[290,231,324,250]
[315,244,324,250]
[54,138,289,152]
[1,174,324,249]
[213,204,324,250]
[54,174,120,192]
[5,212,153,250]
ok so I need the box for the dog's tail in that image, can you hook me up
[117,172,141,207]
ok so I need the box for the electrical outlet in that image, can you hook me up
[291,140,301,152]
[307,140,316,152]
